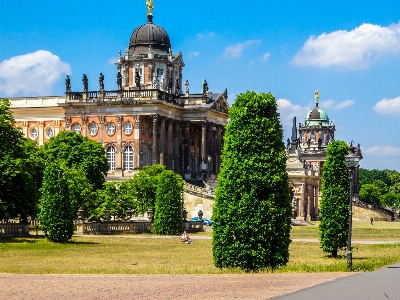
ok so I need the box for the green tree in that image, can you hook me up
[153,170,185,235]
[39,163,75,243]
[359,183,382,204]
[42,131,109,189]
[212,91,292,271]
[319,140,350,257]
[128,164,166,214]
[0,99,44,220]
[94,181,136,220]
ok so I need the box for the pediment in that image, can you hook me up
[211,96,229,114]
[171,52,185,67]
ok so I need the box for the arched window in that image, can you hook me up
[124,145,134,171]
[106,146,116,171]
[311,131,316,142]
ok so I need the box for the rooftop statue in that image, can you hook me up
[65,75,71,93]
[146,0,154,15]
[82,74,88,92]
[116,72,122,90]
[98,73,104,90]
[314,89,319,102]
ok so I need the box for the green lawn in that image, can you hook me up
[1,220,399,274]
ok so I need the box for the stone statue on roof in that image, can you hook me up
[152,71,158,88]
[314,89,319,103]
[65,75,71,93]
[135,71,141,89]
[99,73,104,90]
[82,74,88,92]
[184,80,190,96]
[116,72,122,90]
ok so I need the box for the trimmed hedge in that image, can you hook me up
[212,91,292,271]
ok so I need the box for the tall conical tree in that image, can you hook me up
[319,140,350,257]
[212,91,292,271]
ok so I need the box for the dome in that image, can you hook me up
[304,105,329,126]
[129,15,171,55]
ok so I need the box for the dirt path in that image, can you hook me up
[0,273,351,299]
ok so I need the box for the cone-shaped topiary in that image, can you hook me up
[212,91,292,271]
[153,170,185,235]
[39,163,75,243]
[319,140,350,257]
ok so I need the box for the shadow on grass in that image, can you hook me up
[0,236,98,245]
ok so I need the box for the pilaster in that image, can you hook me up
[152,114,159,165]
[167,119,174,170]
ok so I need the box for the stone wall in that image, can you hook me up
[353,198,394,221]
[183,183,215,220]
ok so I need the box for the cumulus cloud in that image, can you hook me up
[320,99,354,110]
[262,52,270,61]
[277,98,309,127]
[374,96,400,115]
[223,40,261,59]
[363,145,400,157]
[0,50,71,96]
[187,51,199,59]
[292,22,400,70]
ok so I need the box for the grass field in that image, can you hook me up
[1,220,399,274]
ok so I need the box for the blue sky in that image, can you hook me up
[1,0,400,170]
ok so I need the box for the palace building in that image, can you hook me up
[286,92,362,221]
[9,6,229,182]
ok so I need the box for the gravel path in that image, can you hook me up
[0,273,351,299]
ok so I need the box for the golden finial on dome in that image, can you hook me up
[146,0,154,16]
[314,89,319,102]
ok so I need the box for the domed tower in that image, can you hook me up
[298,90,335,153]
[116,5,184,93]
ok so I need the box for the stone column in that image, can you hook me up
[306,185,312,221]
[159,117,166,166]
[38,121,44,145]
[174,121,182,174]
[115,115,123,175]
[300,183,305,219]
[216,125,222,174]
[98,116,105,144]
[183,121,190,177]
[208,123,214,176]
[81,116,88,136]
[201,121,208,172]
[21,121,28,138]
[133,115,140,169]
[314,185,319,216]
[167,119,173,170]
[64,117,71,131]
[152,114,159,165]
[54,120,61,136]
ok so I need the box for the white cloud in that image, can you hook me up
[292,22,400,70]
[108,57,117,64]
[196,32,215,39]
[363,145,400,157]
[262,52,270,61]
[320,99,354,110]
[187,51,199,59]
[223,40,261,59]
[374,96,400,115]
[277,98,309,127]
[0,50,71,96]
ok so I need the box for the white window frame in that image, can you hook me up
[106,146,116,171]
[72,123,81,134]
[123,121,133,136]
[30,126,38,140]
[89,122,98,137]
[45,126,54,139]
[124,145,134,171]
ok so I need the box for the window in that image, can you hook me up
[106,122,115,136]
[135,67,143,83]
[46,127,54,139]
[123,121,133,135]
[157,68,164,81]
[311,131,316,142]
[72,123,81,134]
[30,127,38,140]
[106,146,116,171]
[124,145,134,171]
[89,122,98,136]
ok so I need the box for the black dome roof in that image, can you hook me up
[129,15,171,55]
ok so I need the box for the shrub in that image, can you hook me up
[212,91,292,271]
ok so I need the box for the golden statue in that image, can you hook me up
[146,0,154,15]
[314,89,319,102]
